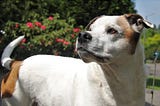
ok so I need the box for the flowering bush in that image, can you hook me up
[1,13,83,59]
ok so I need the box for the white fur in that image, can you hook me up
[24,55,117,106]
[1,15,148,106]
[2,55,116,106]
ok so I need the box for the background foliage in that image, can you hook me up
[141,28,160,61]
[0,0,136,28]
[1,14,82,60]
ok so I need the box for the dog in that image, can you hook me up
[1,14,153,106]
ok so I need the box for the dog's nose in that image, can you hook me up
[78,32,92,43]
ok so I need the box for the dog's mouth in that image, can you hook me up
[77,47,110,62]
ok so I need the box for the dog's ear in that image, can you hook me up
[142,19,154,28]
[124,14,154,54]
[125,14,154,33]
[86,16,101,30]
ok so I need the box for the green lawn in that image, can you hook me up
[146,76,160,90]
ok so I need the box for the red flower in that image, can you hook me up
[63,41,70,45]
[21,38,26,44]
[71,34,75,38]
[56,38,65,43]
[20,38,26,47]
[41,25,46,30]
[15,23,19,28]
[73,28,80,33]
[34,22,42,27]
[48,16,54,20]
[56,38,70,46]
[26,22,34,28]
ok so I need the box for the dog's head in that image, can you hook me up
[76,14,154,63]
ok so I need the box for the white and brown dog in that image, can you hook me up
[1,14,153,106]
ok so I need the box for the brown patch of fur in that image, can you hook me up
[117,15,140,54]
[124,14,143,25]
[1,61,22,98]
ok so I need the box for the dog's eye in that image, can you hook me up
[107,28,117,34]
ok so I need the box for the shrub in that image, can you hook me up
[142,33,160,60]
[1,13,83,60]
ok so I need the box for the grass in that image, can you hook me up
[146,76,160,90]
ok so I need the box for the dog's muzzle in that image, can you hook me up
[78,32,92,44]
[77,32,111,63]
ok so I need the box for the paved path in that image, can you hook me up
[146,63,160,77]
[145,63,160,106]
[145,89,160,106]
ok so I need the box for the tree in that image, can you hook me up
[38,0,137,26]
[0,0,49,29]
[0,0,136,28]
[158,24,160,30]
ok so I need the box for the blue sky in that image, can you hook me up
[133,0,160,27]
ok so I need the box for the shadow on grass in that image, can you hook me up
[145,102,155,106]
[146,77,160,90]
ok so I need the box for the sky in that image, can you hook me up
[133,0,160,27]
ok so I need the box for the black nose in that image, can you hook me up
[78,32,92,43]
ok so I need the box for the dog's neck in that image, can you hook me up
[100,42,145,106]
